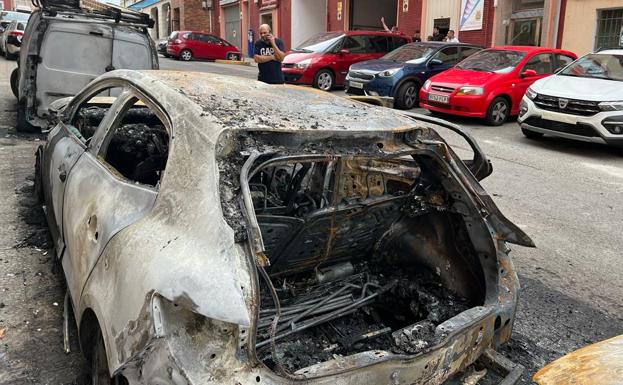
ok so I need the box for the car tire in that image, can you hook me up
[163,53,170,58]
[91,329,112,385]
[521,127,544,139]
[226,52,239,61]
[17,102,39,133]
[10,67,19,99]
[394,81,419,110]
[180,49,193,61]
[313,69,334,91]
[34,146,44,204]
[485,97,510,126]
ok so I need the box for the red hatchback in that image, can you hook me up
[167,31,241,61]
[282,31,410,91]
[419,46,577,125]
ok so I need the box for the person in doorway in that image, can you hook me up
[432,27,445,41]
[444,30,459,42]
[412,30,422,42]
[381,17,398,33]
[253,24,286,84]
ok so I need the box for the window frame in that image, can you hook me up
[431,46,461,66]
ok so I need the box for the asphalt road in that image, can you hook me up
[0,55,621,384]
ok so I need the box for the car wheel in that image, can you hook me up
[10,67,19,99]
[163,53,170,58]
[313,69,334,91]
[34,146,44,203]
[521,127,544,139]
[17,102,39,133]
[485,97,510,126]
[226,52,239,61]
[91,329,114,385]
[395,82,419,110]
[180,49,193,61]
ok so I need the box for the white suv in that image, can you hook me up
[518,49,623,148]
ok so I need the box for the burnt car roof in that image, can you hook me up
[103,70,420,134]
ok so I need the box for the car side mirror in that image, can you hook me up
[339,49,350,55]
[429,58,443,66]
[521,69,538,78]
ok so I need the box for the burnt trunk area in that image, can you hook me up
[248,155,487,374]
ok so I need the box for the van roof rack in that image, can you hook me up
[32,0,154,28]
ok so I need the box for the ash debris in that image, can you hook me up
[15,177,51,249]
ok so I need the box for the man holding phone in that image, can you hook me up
[253,24,286,84]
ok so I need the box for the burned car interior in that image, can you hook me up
[234,135,490,375]
[71,98,169,187]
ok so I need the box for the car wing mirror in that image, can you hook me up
[339,48,350,55]
[400,111,493,181]
[520,69,537,78]
[429,58,443,66]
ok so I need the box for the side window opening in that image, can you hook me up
[434,47,460,65]
[100,97,169,187]
[523,53,553,74]
[71,87,123,143]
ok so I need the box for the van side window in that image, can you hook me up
[71,87,123,142]
[342,36,367,53]
[392,37,408,50]
[100,98,169,187]
[369,35,390,53]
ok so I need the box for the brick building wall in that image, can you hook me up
[397,0,423,37]
[458,0,494,47]
[327,0,344,31]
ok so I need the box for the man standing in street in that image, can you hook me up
[445,30,459,43]
[253,24,286,84]
[432,27,445,41]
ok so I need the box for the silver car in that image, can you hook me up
[37,70,532,385]
[1,19,26,59]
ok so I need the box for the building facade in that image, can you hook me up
[559,0,623,55]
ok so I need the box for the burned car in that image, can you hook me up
[13,0,157,132]
[37,69,533,384]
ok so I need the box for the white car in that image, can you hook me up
[518,49,623,148]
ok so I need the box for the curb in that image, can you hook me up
[214,59,252,66]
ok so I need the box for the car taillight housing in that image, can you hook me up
[8,31,23,37]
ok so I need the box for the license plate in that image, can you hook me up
[541,110,578,125]
[428,93,449,103]
[349,81,363,89]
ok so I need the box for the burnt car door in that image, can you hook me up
[42,112,88,256]
[61,87,168,299]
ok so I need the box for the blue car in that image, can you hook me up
[345,42,482,109]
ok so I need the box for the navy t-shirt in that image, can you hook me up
[254,38,285,84]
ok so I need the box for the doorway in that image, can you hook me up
[260,12,273,32]
[349,0,397,31]
[508,17,541,46]
[434,17,450,37]
[291,0,326,47]
[224,4,241,48]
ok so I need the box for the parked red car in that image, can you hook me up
[282,31,411,91]
[419,46,577,125]
[167,31,241,61]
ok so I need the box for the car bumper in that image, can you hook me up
[282,67,315,85]
[166,46,182,56]
[518,96,623,147]
[344,75,394,98]
[419,90,487,118]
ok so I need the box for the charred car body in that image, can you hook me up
[13,0,157,132]
[37,70,533,384]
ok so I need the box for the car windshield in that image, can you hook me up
[1,11,29,22]
[559,53,623,82]
[383,44,436,63]
[293,32,344,53]
[455,49,525,73]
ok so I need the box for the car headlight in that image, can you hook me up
[456,86,484,96]
[525,87,538,100]
[294,58,312,69]
[423,80,431,91]
[378,68,401,77]
[599,101,623,111]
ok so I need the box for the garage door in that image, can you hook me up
[350,0,396,30]
[223,5,241,49]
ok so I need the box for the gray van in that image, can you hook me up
[13,2,158,132]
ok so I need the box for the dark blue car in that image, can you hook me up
[345,42,482,109]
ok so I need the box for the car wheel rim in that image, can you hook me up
[182,51,191,60]
[318,73,332,90]
[404,86,417,108]
[228,54,236,60]
[492,102,507,123]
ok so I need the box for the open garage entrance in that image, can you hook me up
[349,0,397,31]
[291,0,327,47]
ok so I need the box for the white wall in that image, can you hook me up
[291,0,327,48]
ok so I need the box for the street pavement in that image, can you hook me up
[0,55,621,384]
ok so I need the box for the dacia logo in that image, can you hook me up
[558,98,569,109]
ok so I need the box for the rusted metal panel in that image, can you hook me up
[533,335,623,385]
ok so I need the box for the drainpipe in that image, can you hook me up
[552,0,562,48]
[209,8,213,33]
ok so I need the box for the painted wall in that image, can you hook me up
[562,0,623,55]
[423,0,460,38]
[291,0,326,47]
